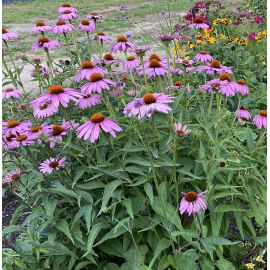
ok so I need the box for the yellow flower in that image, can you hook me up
[172,54,177,59]
[257,40,262,43]
[245,263,255,269]
[255,256,265,263]
[196,39,202,44]
[220,34,226,39]
[208,37,216,44]
[263,61,266,66]
[172,47,176,53]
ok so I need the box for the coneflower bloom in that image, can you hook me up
[143,59,168,77]
[128,45,151,56]
[2,88,23,99]
[165,81,183,91]
[86,13,103,20]
[30,65,49,77]
[32,103,58,119]
[154,32,179,42]
[189,17,209,29]
[31,37,61,52]
[218,73,239,96]
[3,169,21,183]
[236,79,249,96]
[76,113,122,143]
[2,120,31,136]
[194,50,213,63]
[2,27,19,41]
[81,73,116,94]
[109,36,137,53]
[253,110,267,129]
[91,32,112,42]
[30,85,82,108]
[59,10,78,21]
[30,22,52,33]
[176,58,194,66]
[79,20,95,32]
[143,53,174,66]
[75,94,102,109]
[127,89,140,97]
[123,98,144,117]
[75,61,107,82]
[179,190,208,215]
[201,79,231,94]
[197,60,233,75]
[123,56,140,71]
[110,87,123,97]
[57,3,77,14]
[2,134,17,149]
[12,133,37,147]
[28,123,51,137]
[39,157,67,174]
[235,106,251,120]
[47,119,79,148]
[51,21,74,34]
[174,122,191,137]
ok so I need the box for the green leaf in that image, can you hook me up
[104,263,120,270]
[125,166,145,175]
[173,90,185,112]
[207,236,238,245]
[14,258,27,269]
[214,204,244,212]
[40,241,77,257]
[14,241,36,263]
[199,140,208,173]
[83,223,103,257]
[200,238,215,261]
[76,181,104,190]
[98,180,123,215]
[215,259,235,270]
[99,239,123,257]
[45,199,57,224]
[255,235,267,246]
[72,167,86,187]
[155,238,171,255]
[211,191,243,200]
[55,219,74,244]
[210,212,224,236]
[232,199,244,240]
[246,126,254,152]
[2,225,26,236]
[177,169,203,179]
[75,262,91,270]
[122,198,134,219]
[144,182,153,204]
[83,204,92,234]
[201,258,215,270]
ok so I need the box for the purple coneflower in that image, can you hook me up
[253,110,267,129]
[47,119,78,148]
[76,113,122,143]
[2,27,18,41]
[201,79,230,95]
[30,22,51,34]
[127,89,140,97]
[30,85,82,108]
[236,79,249,96]
[31,37,61,52]
[143,59,168,77]
[59,10,78,21]
[235,106,251,120]
[110,87,123,97]
[79,20,95,32]
[2,120,31,136]
[127,45,151,56]
[123,56,140,71]
[194,50,213,63]
[57,3,77,14]
[75,61,107,82]
[179,190,208,215]
[3,134,17,149]
[3,169,21,183]
[109,36,137,53]
[91,32,112,42]
[218,73,239,96]
[28,124,51,137]
[13,133,37,147]
[165,81,183,91]
[39,157,67,174]
[197,60,233,75]
[33,103,58,119]
[174,122,191,137]
[176,58,194,66]
[154,32,179,42]
[2,88,23,99]
[81,73,116,95]
[93,54,122,66]
[75,94,102,109]
[86,13,103,20]
[51,21,74,34]
[189,17,209,29]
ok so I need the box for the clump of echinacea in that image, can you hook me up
[2,120,31,136]
[2,88,23,99]
[75,61,107,82]
[59,10,78,21]
[174,122,191,137]
[57,3,77,14]
[81,73,116,95]
[32,103,58,119]
[235,106,251,120]
[253,110,267,129]
[79,20,95,32]
[109,36,137,53]
[51,21,74,34]
[30,85,82,109]
[165,81,183,91]
[39,157,67,174]
[189,17,209,29]
[236,79,250,96]
[123,56,141,71]
[197,60,233,75]
[13,133,37,147]
[3,169,21,184]
[76,113,122,143]
[30,22,52,34]
[193,50,213,63]
[86,13,103,20]
[179,190,208,215]
[75,94,102,109]
[31,37,61,52]
[2,27,19,41]
[91,32,112,42]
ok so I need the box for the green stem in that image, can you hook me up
[165,43,173,93]
[44,48,61,85]
[2,55,18,88]
[195,213,203,239]
[11,97,23,119]
[214,93,221,147]
[207,93,214,116]
[228,95,242,137]
[139,55,149,93]
[157,75,164,93]
[63,33,76,70]
[86,32,92,61]
[69,21,81,65]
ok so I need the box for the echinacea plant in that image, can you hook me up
[1,1,266,270]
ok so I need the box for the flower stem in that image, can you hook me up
[139,55,149,93]
[157,75,164,93]
[86,32,92,61]
[165,43,173,93]
[207,92,214,116]
[44,48,61,85]
[63,33,76,70]
[11,97,23,119]
[195,212,203,238]
[2,55,18,88]
[214,93,221,147]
